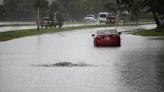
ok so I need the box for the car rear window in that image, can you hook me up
[97,29,116,35]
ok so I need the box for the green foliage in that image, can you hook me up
[144,0,164,28]
[0,0,34,20]
[130,0,143,15]
[0,0,49,21]
[48,0,117,20]
[117,0,164,28]
[33,0,49,9]
[144,0,164,19]
[56,0,87,20]
[104,1,117,13]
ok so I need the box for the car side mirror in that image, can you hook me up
[118,32,122,35]
[92,34,95,36]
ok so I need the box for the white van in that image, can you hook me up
[98,12,110,23]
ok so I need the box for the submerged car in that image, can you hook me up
[92,28,121,46]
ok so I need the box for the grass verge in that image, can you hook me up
[0,24,115,42]
[132,29,164,36]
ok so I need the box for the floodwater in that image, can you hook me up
[0,24,164,92]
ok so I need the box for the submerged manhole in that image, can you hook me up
[32,62,95,67]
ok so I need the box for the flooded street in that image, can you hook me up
[0,24,164,92]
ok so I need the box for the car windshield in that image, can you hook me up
[97,29,116,35]
[100,14,107,18]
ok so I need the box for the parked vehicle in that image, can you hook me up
[106,16,116,24]
[40,16,63,28]
[83,14,96,23]
[92,28,121,46]
[40,17,52,28]
[98,12,111,23]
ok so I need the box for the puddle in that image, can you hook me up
[31,62,95,67]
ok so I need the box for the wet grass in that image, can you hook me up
[0,23,155,42]
[132,29,164,36]
[0,24,115,42]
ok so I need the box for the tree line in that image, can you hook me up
[0,0,49,21]
[0,0,114,21]
[116,0,164,28]
[0,0,163,29]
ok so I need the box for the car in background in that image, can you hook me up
[40,17,63,28]
[83,14,96,23]
[92,28,121,46]
[106,16,116,24]
[40,17,52,28]
[98,12,111,24]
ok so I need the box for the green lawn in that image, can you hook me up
[0,24,115,42]
[138,19,155,22]
[1,23,161,42]
[132,29,164,36]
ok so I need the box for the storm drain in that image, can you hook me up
[32,62,94,67]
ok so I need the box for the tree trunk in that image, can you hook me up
[123,15,126,24]
[136,15,138,24]
[152,10,160,28]
[37,7,40,30]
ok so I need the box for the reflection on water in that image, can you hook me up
[117,36,164,92]
[155,52,164,91]
[0,24,164,92]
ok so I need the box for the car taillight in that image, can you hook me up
[96,35,102,39]
[112,34,118,37]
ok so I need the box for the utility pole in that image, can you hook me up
[37,0,40,30]
[115,1,119,26]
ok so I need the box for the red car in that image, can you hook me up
[92,29,121,46]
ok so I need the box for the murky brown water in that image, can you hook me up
[0,24,164,92]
